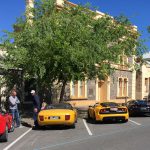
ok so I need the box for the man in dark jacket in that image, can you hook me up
[31,90,40,127]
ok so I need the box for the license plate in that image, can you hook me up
[110,108,118,111]
[49,116,60,120]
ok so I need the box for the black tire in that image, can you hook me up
[88,111,91,119]
[93,113,97,123]
[130,112,136,117]
[122,119,128,123]
[70,123,75,129]
[0,126,8,142]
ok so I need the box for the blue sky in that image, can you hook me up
[0,0,150,51]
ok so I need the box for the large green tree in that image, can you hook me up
[1,0,144,102]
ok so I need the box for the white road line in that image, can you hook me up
[82,119,93,136]
[129,119,141,126]
[3,128,32,150]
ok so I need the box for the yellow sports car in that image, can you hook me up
[88,102,129,123]
[38,103,77,128]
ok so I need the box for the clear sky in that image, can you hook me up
[0,0,150,51]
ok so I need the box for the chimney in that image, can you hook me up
[26,0,34,23]
[26,0,34,9]
[56,0,64,7]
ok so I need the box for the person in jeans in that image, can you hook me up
[9,90,20,128]
[31,90,40,127]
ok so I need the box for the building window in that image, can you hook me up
[71,81,78,97]
[119,78,123,97]
[71,82,75,96]
[70,80,86,99]
[79,81,84,97]
[145,78,149,92]
[123,78,127,96]
[118,77,128,97]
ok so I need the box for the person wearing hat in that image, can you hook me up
[31,90,40,127]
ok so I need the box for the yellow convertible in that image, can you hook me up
[88,102,129,123]
[38,103,77,128]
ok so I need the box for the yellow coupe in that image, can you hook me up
[38,103,77,128]
[88,102,129,123]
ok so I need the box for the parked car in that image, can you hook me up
[127,100,150,116]
[88,102,129,123]
[0,109,15,142]
[38,103,77,128]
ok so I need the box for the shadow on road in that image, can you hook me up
[32,125,76,131]
[85,117,127,125]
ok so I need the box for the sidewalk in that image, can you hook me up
[21,117,34,127]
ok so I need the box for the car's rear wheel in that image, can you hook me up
[93,113,97,123]
[0,126,8,142]
[70,123,75,129]
[88,111,91,119]
[122,119,128,123]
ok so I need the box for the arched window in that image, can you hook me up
[70,80,86,99]
[79,81,84,97]
[118,77,128,97]
[71,81,78,97]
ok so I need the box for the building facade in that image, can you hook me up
[68,56,136,107]
[136,61,150,100]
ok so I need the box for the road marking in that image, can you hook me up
[3,128,32,150]
[82,119,93,136]
[129,119,141,126]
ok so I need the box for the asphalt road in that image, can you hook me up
[1,117,150,150]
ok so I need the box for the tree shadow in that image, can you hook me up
[32,125,75,131]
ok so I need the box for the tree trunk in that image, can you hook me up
[59,80,67,103]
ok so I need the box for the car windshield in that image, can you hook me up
[46,103,73,110]
[100,102,119,107]
[135,100,147,105]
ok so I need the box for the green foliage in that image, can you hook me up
[1,0,145,101]
[147,26,150,33]
[114,14,131,25]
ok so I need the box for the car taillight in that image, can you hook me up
[100,109,106,114]
[65,115,70,120]
[39,116,44,121]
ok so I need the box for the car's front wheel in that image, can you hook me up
[0,126,8,142]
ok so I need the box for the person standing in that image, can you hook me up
[31,90,40,127]
[9,90,20,128]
